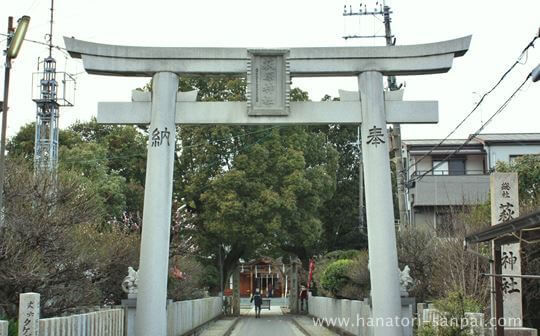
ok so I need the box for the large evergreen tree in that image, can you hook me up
[173,77,339,281]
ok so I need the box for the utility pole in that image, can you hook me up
[383,5,408,228]
[343,1,408,228]
[1,15,30,226]
[0,17,15,227]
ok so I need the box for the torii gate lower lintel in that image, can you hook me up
[65,36,471,336]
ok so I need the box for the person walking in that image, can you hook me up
[250,288,263,318]
[300,285,308,312]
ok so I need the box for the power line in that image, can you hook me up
[24,0,41,15]
[409,73,531,184]
[406,33,539,174]
[0,32,68,52]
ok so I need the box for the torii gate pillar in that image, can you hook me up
[135,72,179,336]
[359,71,401,335]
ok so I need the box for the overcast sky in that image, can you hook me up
[2,0,539,139]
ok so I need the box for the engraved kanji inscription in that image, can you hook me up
[499,202,515,222]
[151,127,171,147]
[367,125,385,146]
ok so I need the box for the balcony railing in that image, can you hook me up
[409,173,490,206]
[412,169,486,177]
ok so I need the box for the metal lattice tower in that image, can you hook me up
[33,0,74,174]
[34,56,60,172]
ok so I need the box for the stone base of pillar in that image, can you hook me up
[122,298,137,336]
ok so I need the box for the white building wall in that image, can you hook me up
[487,144,540,168]
[465,155,484,174]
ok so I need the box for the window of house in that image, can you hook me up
[432,159,465,175]
[435,211,454,237]
[432,160,448,175]
[448,160,465,175]
[509,155,522,164]
[509,154,539,164]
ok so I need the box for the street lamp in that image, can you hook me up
[7,16,30,59]
[531,64,540,83]
[0,15,31,225]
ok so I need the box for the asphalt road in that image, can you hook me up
[230,315,305,336]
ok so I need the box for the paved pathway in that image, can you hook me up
[292,316,339,336]
[231,307,303,336]
[200,317,238,336]
[228,306,337,336]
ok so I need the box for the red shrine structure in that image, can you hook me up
[224,257,288,298]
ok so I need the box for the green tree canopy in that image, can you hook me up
[170,76,342,281]
[496,155,540,206]
[7,118,148,225]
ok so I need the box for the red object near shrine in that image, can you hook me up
[308,258,315,289]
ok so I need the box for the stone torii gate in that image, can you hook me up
[65,35,471,336]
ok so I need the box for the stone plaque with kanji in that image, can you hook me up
[247,50,290,116]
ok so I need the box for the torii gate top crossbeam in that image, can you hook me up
[64,36,471,77]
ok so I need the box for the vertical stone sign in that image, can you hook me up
[490,172,522,326]
[18,293,40,336]
[247,50,290,116]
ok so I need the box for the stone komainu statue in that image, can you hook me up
[122,266,139,295]
[399,265,414,296]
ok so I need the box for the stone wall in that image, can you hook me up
[39,309,124,336]
[0,320,8,336]
[166,297,222,336]
[16,292,222,336]
[308,295,414,336]
[419,307,538,336]
[17,292,124,336]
